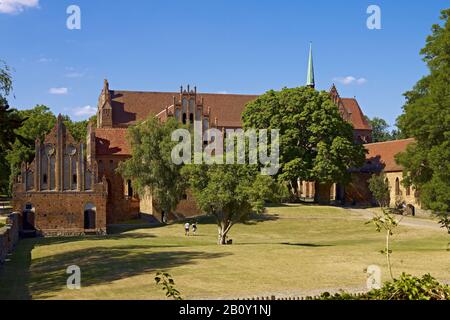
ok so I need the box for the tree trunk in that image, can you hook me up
[217,220,233,245]
[386,230,394,280]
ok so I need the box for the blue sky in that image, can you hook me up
[1,0,448,127]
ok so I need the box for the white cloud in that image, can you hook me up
[216,91,228,94]
[38,57,52,63]
[356,78,367,85]
[49,87,68,95]
[65,71,85,78]
[333,76,367,86]
[72,105,96,117]
[0,0,39,14]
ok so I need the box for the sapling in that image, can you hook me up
[437,213,450,251]
[155,272,183,300]
[367,209,399,280]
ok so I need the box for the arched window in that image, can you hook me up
[43,174,48,184]
[127,180,133,198]
[406,185,411,196]
[98,160,104,176]
[189,113,194,124]
[84,203,96,230]
[395,178,401,196]
[72,174,77,185]
[182,113,187,125]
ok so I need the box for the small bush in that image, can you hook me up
[316,274,450,300]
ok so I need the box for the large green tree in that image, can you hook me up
[0,61,27,151]
[396,8,450,213]
[182,162,284,245]
[118,116,187,218]
[242,86,366,197]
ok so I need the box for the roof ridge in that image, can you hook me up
[364,138,415,146]
[111,89,258,97]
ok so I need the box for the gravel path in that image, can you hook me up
[348,208,445,232]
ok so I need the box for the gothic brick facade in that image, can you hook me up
[12,116,108,236]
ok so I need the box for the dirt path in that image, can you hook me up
[348,208,445,231]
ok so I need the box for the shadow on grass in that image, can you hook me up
[242,213,280,225]
[29,244,230,299]
[166,212,281,227]
[280,242,334,248]
[0,239,33,300]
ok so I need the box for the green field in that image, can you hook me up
[0,205,449,300]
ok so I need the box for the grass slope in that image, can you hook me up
[0,205,449,300]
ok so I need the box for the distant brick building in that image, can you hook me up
[346,138,421,210]
[13,46,393,235]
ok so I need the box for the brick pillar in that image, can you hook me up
[78,143,83,191]
[55,116,63,191]
[35,139,41,191]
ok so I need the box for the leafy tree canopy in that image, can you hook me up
[182,162,286,244]
[368,174,390,207]
[396,8,450,213]
[242,86,366,193]
[0,61,27,151]
[118,116,187,216]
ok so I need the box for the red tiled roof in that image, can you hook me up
[110,90,371,130]
[341,98,372,130]
[110,90,258,128]
[95,128,130,156]
[99,88,372,156]
[364,138,416,172]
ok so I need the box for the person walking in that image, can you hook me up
[192,222,198,236]
[184,222,190,236]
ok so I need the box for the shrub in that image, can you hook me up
[315,274,450,300]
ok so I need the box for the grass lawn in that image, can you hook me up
[0,204,449,300]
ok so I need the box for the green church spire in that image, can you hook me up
[306,42,315,88]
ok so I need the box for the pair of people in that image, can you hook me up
[184,222,198,236]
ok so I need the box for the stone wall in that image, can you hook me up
[385,171,421,209]
[0,213,19,265]
[97,155,140,224]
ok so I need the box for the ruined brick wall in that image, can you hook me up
[0,213,19,265]
[144,189,202,222]
[174,191,202,219]
[12,192,107,237]
[97,155,140,224]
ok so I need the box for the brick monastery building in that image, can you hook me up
[12,47,420,236]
